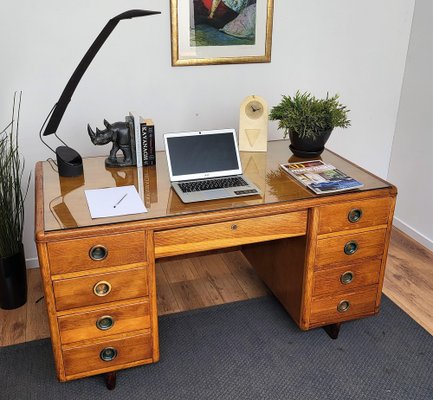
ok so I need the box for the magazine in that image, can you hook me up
[280,160,363,194]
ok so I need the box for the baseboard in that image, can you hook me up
[393,217,433,252]
[26,257,40,269]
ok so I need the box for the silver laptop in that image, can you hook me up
[164,129,261,203]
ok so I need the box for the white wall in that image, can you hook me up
[0,0,414,265]
[388,0,433,251]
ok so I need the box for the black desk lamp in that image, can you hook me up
[40,9,160,177]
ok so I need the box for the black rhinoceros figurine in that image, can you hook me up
[87,119,135,167]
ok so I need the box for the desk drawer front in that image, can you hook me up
[63,332,152,377]
[154,211,307,258]
[58,301,151,345]
[318,197,391,235]
[315,229,386,267]
[47,231,146,274]
[53,267,148,311]
[310,286,377,325]
[313,259,381,296]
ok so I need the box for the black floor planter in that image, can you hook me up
[289,129,333,158]
[0,244,27,310]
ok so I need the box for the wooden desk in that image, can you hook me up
[35,141,396,388]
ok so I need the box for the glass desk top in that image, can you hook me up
[38,140,393,232]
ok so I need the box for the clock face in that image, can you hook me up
[245,100,264,119]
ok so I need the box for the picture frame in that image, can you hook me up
[170,0,274,66]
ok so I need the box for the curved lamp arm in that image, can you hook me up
[41,9,160,177]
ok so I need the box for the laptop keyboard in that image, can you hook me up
[178,177,248,193]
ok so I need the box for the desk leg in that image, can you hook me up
[104,372,117,390]
[323,323,341,339]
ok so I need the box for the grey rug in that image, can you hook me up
[1,296,432,400]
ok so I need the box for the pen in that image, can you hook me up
[113,193,128,208]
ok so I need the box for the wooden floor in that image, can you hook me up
[1,227,432,347]
[382,229,433,335]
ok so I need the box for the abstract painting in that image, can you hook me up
[171,0,274,66]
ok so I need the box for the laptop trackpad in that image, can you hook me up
[201,189,228,200]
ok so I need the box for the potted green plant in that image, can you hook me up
[269,91,351,157]
[0,92,30,309]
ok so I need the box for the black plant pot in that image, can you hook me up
[289,129,333,158]
[0,244,27,310]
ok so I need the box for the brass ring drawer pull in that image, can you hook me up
[89,245,108,261]
[231,224,238,230]
[96,315,115,331]
[344,240,358,255]
[337,300,350,313]
[93,281,112,297]
[100,347,117,362]
[348,208,363,223]
[340,271,354,285]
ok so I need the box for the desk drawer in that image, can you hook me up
[310,286,377,325]
[58,300,151,345]
[63,332,152,377]
[154,211,307,258]
[315,229,386,267]
[53,267,148,311]
[313,259,381,296]
[48,231,146,274]
[318,197,391,235]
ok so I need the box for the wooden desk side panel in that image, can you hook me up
[35,241,66,381]
[35,162,66,380]
[375,194,397,310]
[299,207,320,329]
[146,231,160,362]
[242,235,308,326]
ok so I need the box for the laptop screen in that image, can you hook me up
[164,129,243,182]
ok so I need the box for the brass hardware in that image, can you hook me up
[93,281,112,297]
[337,300,350,313]
[89,245,108,261]
[96,315,115,331]
[344,240,358,255]
[340,271,354,285]
[348,208,363,223]
[100,347,117,362]
[231,224,238,230]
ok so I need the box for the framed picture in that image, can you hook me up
[170,0,274,66]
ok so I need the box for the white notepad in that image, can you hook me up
[85,185,147,219]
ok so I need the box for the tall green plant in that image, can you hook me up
[0,92,30,258]
[269,91,351,140]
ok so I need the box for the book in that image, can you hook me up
[129,112,143,168]
[140,118,156,166]
[128,114,156,167]
[136,165,145,203]
[280,160,363,194]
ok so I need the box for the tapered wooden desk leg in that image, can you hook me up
[104,372,117,390]
[323,323,341,339]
